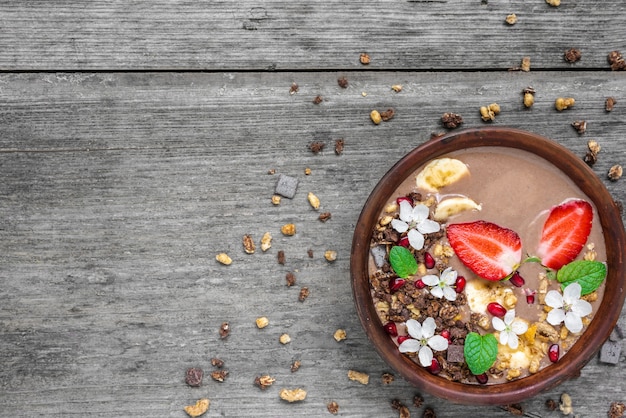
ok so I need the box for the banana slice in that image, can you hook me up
[433,196,481,221]
[415,158,470,193]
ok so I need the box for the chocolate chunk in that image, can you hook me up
[599,340,621,364]
[275,174,299,198]
[447,344,465,363]
[370,245,387,268]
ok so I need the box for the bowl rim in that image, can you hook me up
[350,126,626,405]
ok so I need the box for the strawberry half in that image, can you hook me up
[536,199,593,270]
[447,221,522,281]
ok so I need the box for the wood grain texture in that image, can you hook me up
[0,0,624,71]
[1,72,624,417]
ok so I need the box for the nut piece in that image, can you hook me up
[441,112,463,129]
[307,192,320,209]
[298,287,310,302]
[606,97,616,112]
[243,234,256,254]
[211,370,229,382]
[254,374,276,390]
[505,14,517,25]
[348,369,370,385]
[327,401,340,414]
[279,333,291,344]
[256,316,269,329]
[555,97,575,111]
[520,56,531,72]
[279,388,307,402]
[184,398,210,418]
[271,194,281,205]
[185,367,204,387]
[216,253,232,265]
[522,87,535,108]
[564,48,582,63]
[219,322,230,339]
[572,120,587,134]
[260,232,272,252]
[333,329,347,342]
[380,108,395,121]
[480,103,501,122]
[360,53,370,65]
[370,110,382,125]
[324,250,338,262]
[546,0,560,6]
[281,223,296,236]
[391,84,403,92]
[608,165,623,181]
[559,393,573,415]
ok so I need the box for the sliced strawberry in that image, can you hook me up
[536,199,593,270]
[446,221,522,281]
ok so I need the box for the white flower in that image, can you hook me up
[421,267,457,301]
[398,317,449,367]
[391,201,441,250]
[492,309,528,349]
[545,282,592,333]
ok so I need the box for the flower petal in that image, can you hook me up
[398,200,414,222]
[564,312,584,333]
[411,204,430,222]
[427,335,449,351]
[499,330,509,346]
[421,274,439,286]
[544,290,564,309]
[511,319,528,335]
[563,282,582,302]
[421,317,437,338]
[407,229,425,250]
[391,219,409,233]
[503,309,516,326]
[430,286,444,299]
[398,338,421,353]
[572,299,592,318]
[442,286,457,302]
[405,319,423,339]
[417,218,441,234]
[441,267,457,285]
[507,333,519,349]
[492,316,506,331]
[547,308,566,326]
[418,346,433,367]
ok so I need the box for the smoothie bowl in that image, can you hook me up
[350,127,625,405]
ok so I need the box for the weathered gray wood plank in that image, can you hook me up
[0,0,624,71]
[1,72,625,417]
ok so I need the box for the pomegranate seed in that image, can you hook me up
[509,271,525,287]
[396,196,413,206]
[428,358,441,374]
[549,344,560,363]
[440,329,451,343]
[424,252,436,269]
[397,335,411,344]
[475,373,489,384]
[384,322,398,337]
[487,302,507,318]
[524,289,536,304]
[455,276,466,293]
[390,278,406,292]
[398,236,410,247]
[415,279,426,289]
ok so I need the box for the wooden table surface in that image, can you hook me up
[1,1,625,417]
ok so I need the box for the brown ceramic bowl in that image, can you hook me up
[350,127,626,405]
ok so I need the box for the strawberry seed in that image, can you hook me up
[487,302,507,317]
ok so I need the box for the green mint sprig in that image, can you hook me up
[389,246,418,278]
[464,332,498,375]
[556,260,607,295]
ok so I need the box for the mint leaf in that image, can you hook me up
[464,332,498,375]
[557,260,607,295]
[389,246,418,278]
